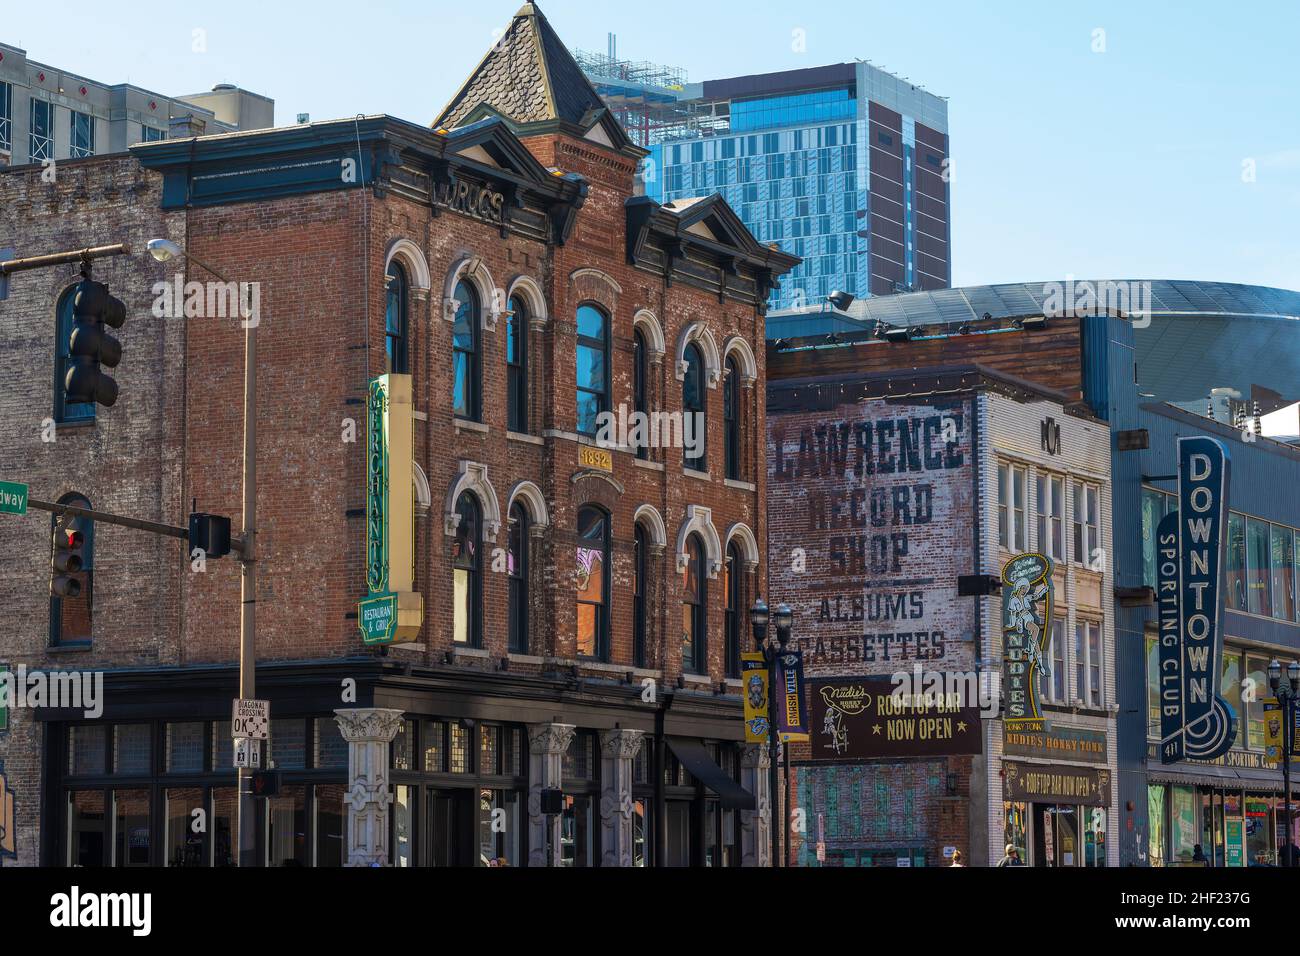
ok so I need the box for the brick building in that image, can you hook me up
[768,315,1116,866]
[0,2,796,867]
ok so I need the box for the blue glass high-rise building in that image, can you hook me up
[578,54,951,311]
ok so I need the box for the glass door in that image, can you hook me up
[426,788,471,866]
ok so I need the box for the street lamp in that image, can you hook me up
[750,598,779,868]
[150,236,259,868]
[772,604,793,863]
[751,599,796,868]
[1269,658,1300,867]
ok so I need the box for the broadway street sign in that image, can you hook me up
[0,481,28,515]
[1158,435,1237,763]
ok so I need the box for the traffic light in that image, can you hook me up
[251,771,281,798]
[51,521,84,597]
[65,278,126,408]
[188,512,232,559]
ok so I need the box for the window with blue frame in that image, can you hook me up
[452,280,480,420]
[70,110,95,158]
[575,304,608,435]
[55,286,95,423]
[30,99,53,161]
[0,82,11,152]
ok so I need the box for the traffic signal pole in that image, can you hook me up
[237,290,258,869]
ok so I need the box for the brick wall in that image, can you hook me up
[0,155,185,864]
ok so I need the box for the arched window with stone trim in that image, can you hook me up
[507,500,529,654]
[724,355,741,480]
[724,541,743,678]
[452,491,482,647]
[633,522,648,667]
[683,343,706,472]
[507,294,528,433]
[633,328,649,460]
[385,260,409,374]
[576,303,609,436]
[576,505,610,661]
[453,280,481,421]
[681,532,707,673]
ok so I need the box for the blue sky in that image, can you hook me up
[7,0,1298,290]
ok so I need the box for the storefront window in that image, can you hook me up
[112,789,151,866]
[1272,524,1296,622]
[393,785,413,867]
[164,788,205,867]
[68,790,106,866]
[272,719,307,770]
[1246,518,1273,616]
[267,785,307,867]
[1245,655,1269,750]
[1226,513,1246,610]
[1141,488,1169,588]
[1084,808,1107,866]
[166,722,205,773]
[1222,653,1244,749]
[212,787,239,867]
[68,724,107,776]
[1169,786,1197,864]
[1147,785,1166,866]
[314,784,345,866]
[1004,801,1027,861]
[315,718,348,770]
[1245,795,1274,865]
[478,788,522,866]
[113,725,151,775]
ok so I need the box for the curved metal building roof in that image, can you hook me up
[768,280,1300,404]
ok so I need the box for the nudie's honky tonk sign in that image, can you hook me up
[1158,435,1237,763]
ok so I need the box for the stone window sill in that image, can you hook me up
[454,418,488,434]
[724,478,756,491]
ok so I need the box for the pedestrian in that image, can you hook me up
[996,843,1023,867]
[949,849,964,867]
[1192,844,1208,866]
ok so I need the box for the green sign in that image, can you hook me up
[1225,818,1244,867]
[0,481,28,516]
[364,378,389,595]
[359,593,397,645]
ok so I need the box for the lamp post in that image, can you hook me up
[1269,658,1299,867]
[773,603,794,866]
[751,599,793,867]
[149,238,258,868]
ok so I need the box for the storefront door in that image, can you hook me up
[426,789,474,866]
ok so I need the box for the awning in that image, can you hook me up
[666,736,756,810]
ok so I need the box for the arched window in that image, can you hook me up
[575,304,608,436]
[633,329,648,460]
[385,260,409,374]
[724,356,740,480]
[452,492,482,647]
[682,343,706,472]
[507,501,529,654]
[54,287,94,423]
[575,505,609,660]
[681,533,706,673]
[724,541,742,678]
[452,280,481,421]
[50,492,93,646]
[633,523,648,668]
[507,294,528,433]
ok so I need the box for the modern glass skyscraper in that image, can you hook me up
[579,56,951,311]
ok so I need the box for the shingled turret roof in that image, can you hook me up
[433,2,644,157]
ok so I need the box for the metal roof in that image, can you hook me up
[767,280,1300,405]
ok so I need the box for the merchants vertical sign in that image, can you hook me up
[358,374,423,645]
[1158,436,1236,763]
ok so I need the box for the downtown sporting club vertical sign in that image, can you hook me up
[1158,436,1236,763]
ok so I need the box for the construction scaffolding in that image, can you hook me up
[572,40,730,147]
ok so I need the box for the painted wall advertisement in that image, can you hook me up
[359,373,423,645]
[808,676,981,760]
[768,397,975,677]
[1157,436,1236,763]
[1001,553,1054,733]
